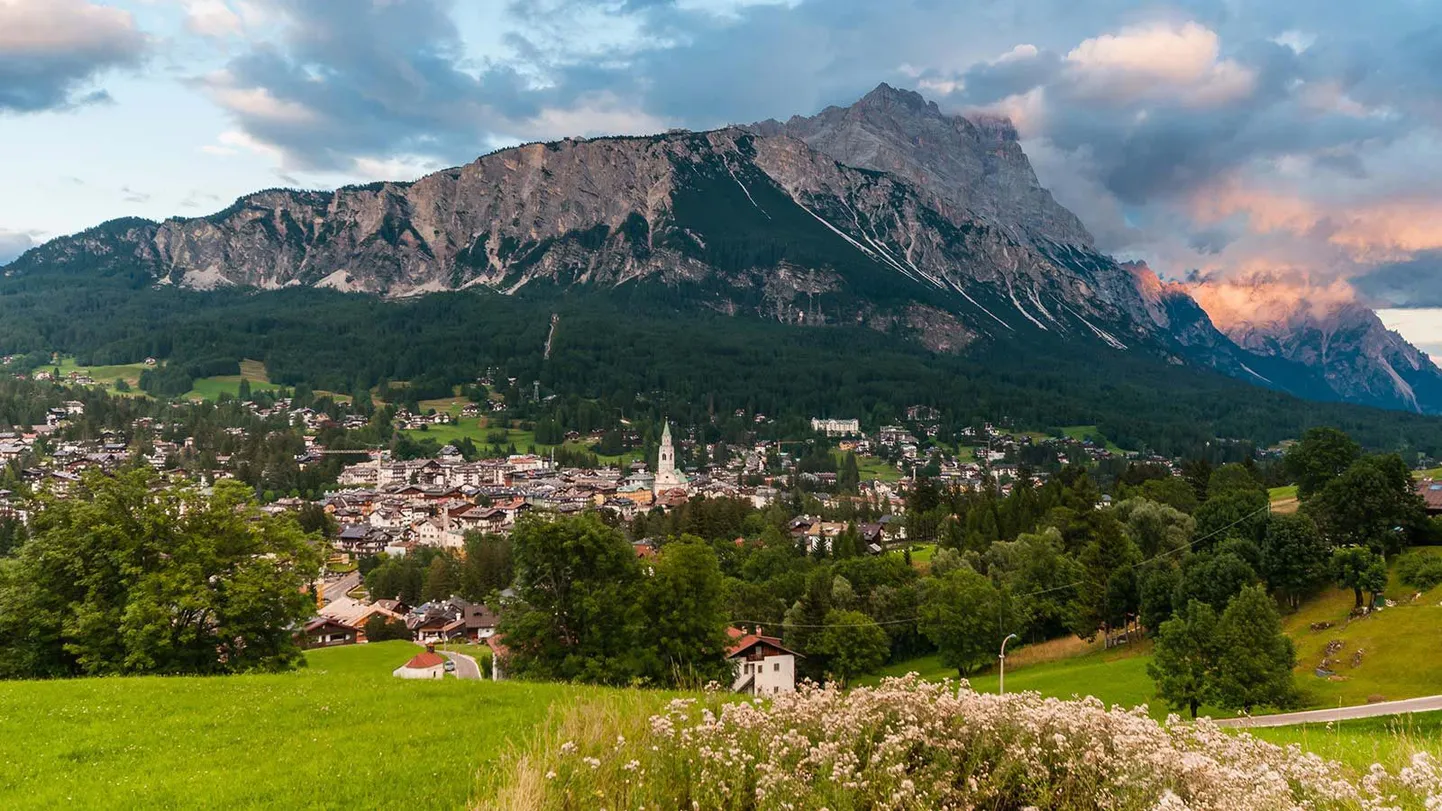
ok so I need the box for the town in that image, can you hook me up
[4,362,1441,699]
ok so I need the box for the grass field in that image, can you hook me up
[0,642,604,810]
[1270,484,1300,514]
[54,356,152,396]
[1059,424,1127,453]
[1247,712,1442,772]
[400,418,641,466]
[836,452,902,482]
[4,640,1438,807]
[184,359,280,401]
[863,641,1173,717]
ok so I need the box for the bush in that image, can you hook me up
[1396,551,1442,592]
[486,677,1442,810]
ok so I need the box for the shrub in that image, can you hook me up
[486,677,1442,810]
[1396,551,1442,592]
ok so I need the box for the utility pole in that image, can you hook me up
[998,633,1018,695]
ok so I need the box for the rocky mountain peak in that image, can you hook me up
[855,82,937,114]
[753,84,1094,247]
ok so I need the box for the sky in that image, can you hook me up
[0,0,1439,343]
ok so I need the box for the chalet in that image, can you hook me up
[335,525,392,557]
[727,629,800,695]
[302,617,359,648]
[392,646,447,680]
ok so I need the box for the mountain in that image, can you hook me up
[750,82,1093,247]
[5,83,1440,415]
[5,124,1183,357]
[1189,276,1442,413]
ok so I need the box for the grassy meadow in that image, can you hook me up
[0,642,614,810]
[182,359,281,401]
[4,639,1440,808]
[54,356,152,396]
[1247,712,1442,773]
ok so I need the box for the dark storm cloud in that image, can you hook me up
[1353,252,1442,308]
[204,0,551,171]
[0,0,148,114]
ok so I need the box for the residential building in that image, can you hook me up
[728,630,799,695]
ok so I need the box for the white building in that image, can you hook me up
[811,418,860,437]
[652,421,689,495]
[728,631,800,696]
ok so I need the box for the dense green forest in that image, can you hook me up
[2,270,1442,456]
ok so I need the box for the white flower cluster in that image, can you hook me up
[534,677,1442,810]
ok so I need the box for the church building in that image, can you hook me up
[652,421,689,495]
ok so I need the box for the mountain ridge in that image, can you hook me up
[6,83,1440,415]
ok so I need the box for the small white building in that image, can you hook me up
[392,647,447,680]
[727,631,800,696]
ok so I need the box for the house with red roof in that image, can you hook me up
[392,645,447,680]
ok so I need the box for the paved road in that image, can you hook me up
[1217,695,1442,728]
[323,571,362,601]
[441,650,482,680]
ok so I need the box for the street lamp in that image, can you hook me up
[999,633,1019,695]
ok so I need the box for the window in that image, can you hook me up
[773,663,780,672]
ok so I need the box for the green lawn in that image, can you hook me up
[905,543,936,566]
[835,452,902,482]
[870,551,1442,722]
[1416,467,1442,480]
[401,420,640,465]
[0,642,597,810]
[1249,712,1442,773]
[53,356,152,396]
[184,359,279,401]
[1269,485,1299,501]
[865,645,1171,717]
[1059,425,1127,453]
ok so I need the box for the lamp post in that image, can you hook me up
[999,633,1018,695]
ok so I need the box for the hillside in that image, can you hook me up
[873,550,1442,718]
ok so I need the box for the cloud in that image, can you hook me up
[1187,271,1360,332]
[1353,251,1442,308]
[0,0,148,113]
[1063,22,1256,108]
[193,0,539,174]
[0,230,38,265]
